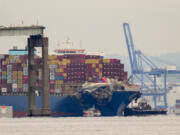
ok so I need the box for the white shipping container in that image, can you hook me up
[7,65,12,69]
[50,72,55,76]
[49,65,58,68]
[1,88,7,92]
[50,74,55,77]
[12,83,17,88]
[23,87,28,92]
[23,67,28,75]
[12,88,18,92]
[50,76,55,80]
[55,89,60,93]
[7,80,12,84]
[12,80,17,83]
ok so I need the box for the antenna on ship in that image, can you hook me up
[57,40,61,47]
[62,37,73,49]
[79,40,82,49]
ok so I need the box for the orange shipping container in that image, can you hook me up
[99,64,102,68]
[95,68,99,72]
[63,73,67,77]
[103,59,110,63]
[49,55,57,60]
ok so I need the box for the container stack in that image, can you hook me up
[12,64,18,92]
[23,66,28,92]
[7,65,12,92]
[1,63,7,93]
[102,59,125,81]
[0,55,29,93]
[1,55,8,93]
[0,54,128,93]
[66,63,85,83]
[64,54,85,83]
[85,58,102,82]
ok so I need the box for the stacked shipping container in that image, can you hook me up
[0,55,29,93]
[0,54,127,93]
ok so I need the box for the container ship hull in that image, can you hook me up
[0,91,140,117]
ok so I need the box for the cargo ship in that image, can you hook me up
[0,40,141,117]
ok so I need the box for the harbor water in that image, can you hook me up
[0,115,180,135]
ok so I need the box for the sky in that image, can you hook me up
[0,0,180,56]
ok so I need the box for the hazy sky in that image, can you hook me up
[0,0,180,56]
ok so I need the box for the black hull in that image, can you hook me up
[0,90,140,117]
[124,108,167,116]
[80,91,141,116]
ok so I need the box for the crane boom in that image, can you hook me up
[123,23,180,109]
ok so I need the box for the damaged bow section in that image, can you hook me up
[75,79,141,116]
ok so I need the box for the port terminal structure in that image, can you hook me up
[123,23,180,109]
[0,26,50,116]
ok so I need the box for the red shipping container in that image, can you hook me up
[55,72,63,76]
[87,64,92,68]
[23,79,28,83]
[1,80,7,84]
[50,89,54,93]
[2,66,6,70]
[18,88,23,92]
[59,65,66,69]
[50,80,55,84]
[23,75,28,79]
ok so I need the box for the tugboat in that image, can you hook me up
[124,99,167,116]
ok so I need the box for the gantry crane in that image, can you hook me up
[123,23,180,109]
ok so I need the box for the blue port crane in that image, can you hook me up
[123,23,180,109]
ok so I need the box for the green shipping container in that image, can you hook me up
[2,75,7,79]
